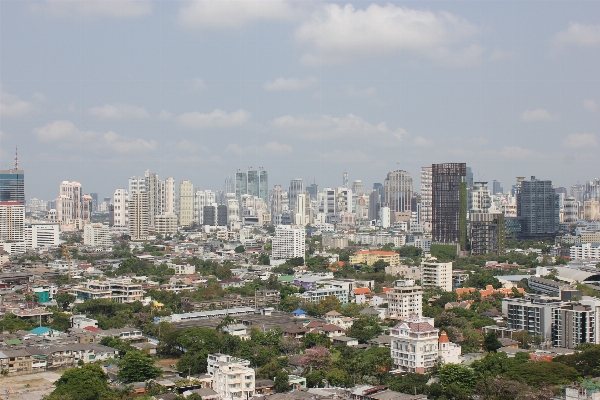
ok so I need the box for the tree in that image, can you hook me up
[49,312,72,332]
[372,259,389,273]
[554,345,600,377]
[347,315,382,343]
[234,245,245,253]
[302,333,331,349]
[48,364,111,400]
[117,351,162,383]
[438,364,477,391]
[258,253,270,265]
[503,361,579,386]
[511,330,532,349]
[300,346,332,371]
[483,331,502,352]
[54,293,76,311]
[274,371,290,393]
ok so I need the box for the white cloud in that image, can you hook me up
[563,133,597,149]
[34,120,156,153]
[414,136,433,147]
[188,78,207,91]
[158,110,173,121]
[177,109,250,129]
[178,0,296,30]
[521,108,558,122]
[271,114,406,142]
[263,76,317,91]
[0,87,34,117]
[177,140,209,154]
[88,103,151,120]
[319,149,370,164]
[29,0,152,18]
[584,99,598,113]
[553,22,600,50]
[32,92,47,102]
[296,3,482,67]
[225,141,293,157]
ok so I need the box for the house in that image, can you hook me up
[332,336,359,346]
[292,309,307,318]
[218,278,244,289]
[282,323,307,340]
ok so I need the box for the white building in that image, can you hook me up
[387,280,423,320]
[56,181,87,224]
[83,223,112,247]
[128,192,149,241]
[73,278,144,303]
[207,354,254,400]
[169,262,195,275]
[420,166,432,231]
[300,288,348,303]
[164,177,176,215]
[272,225,305,260]
[570,242,600,261]
[421,260,453,292]
[390,314,461,374]
[155,214,178,234]
[113,189,129,228]
[380,206,391,228]
[0,202,25,248]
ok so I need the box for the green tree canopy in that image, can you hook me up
[117,351,162,383]
[504,361,579,386]
[274,371,290,393]
[347,315,383,343]
[48,364,111,400]
[483,331,503,352]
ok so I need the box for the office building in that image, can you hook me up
[307,182,318,200]
[270,185,283,219]
[224,175,234,195]
[387,280,423,320]
[470,212,505,255]
[584,200,600,221]
[0,161,24,204]
[383,170,413,213]
[0,202,25,249]
[516,176,559,237]
[145,170,163,228]
[247,169,259,198]
[25,223,59,249]
[89,193,98,211]
[563,197,579,223]
[258,168,268,204]
[295,193,306,226]
[203,205,216,226]
[164,177,175,215]
[235,170,247,202]
[113,189,129,228]
[368,190,381,221]
[352,180,365,196]
[83,223,112,247]
[179,180,195,226]
[469,182,491,214]
[431,163,467,248]
[128,192,149,241]
[421,260,453,292]
[420,167,432,231]
[272,225,305,259]
[492,180,503,195]
[217,204,228,226]
[289,178,304,213]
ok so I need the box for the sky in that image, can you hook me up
[0,0,599,201]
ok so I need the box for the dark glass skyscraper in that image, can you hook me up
[432,163,467,249]
[516,176,559,237]
[0,170,24,204]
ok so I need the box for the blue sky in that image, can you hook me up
[0,0,599,200]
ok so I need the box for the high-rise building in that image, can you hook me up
[164,177,175,215]
[89,193,99,212]
[271,185,283,219]
[584,200,600,221]
[352,180,364,196]
[420,167,432,231]
[383,170,413,213]
[25,223,59,249]
[272,225,305,259]
[516,176,559,237]
[470,212,505,255]
[469,182,491,214]
[179,180,195,226]
[421,260,453,292]
[194,189,208,225]
[295,193,306,226]
[563,197,580,223]
[259,168,268,204]
[128,176,145,200]
[128,192,149,241]
[247,168,259,198]
[145,170,163,228]
[492,180,503,195]
[289,178,303,213]
[82,194,93,221]
[217,204,228,226]
[113,189,129,228]
[203,205,216,226]
[387,279,423,320]
[368,190,381,221]
[0,202,25,244]
[235,170,247,202]
[224,175,234,194]
[307,183,318,200]
[431,163,467,248]
[56,181,84,223]
[0,149,24,204]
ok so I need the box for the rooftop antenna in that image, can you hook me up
[13,146,18,172]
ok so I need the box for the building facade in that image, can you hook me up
[420,260,453,292]
[431,163,467,248]
[272,225,305,259]
[387,280,423,320]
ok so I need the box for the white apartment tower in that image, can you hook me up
[164,177,176,215]
[421,260,453,292]
[25,223,59,249]
[128,192,149,241]
[0,202,25,244]
[56,181,83,223]
[179,180,195,226]
[145,170,163,228]
[420,167,432,231]
[272,225,305,259]
[384,170,413,213]
[295,193,307,226]
[113,189,129,227]
[387,279,423,320]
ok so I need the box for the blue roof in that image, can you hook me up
[292,309,306,314]
[30,326,55,335]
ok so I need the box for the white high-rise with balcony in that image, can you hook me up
[164,177,176,215]
[113,189,129,227]
[272,225,305,259]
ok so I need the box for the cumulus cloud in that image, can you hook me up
[263,76,317,91]
[296,3,482,66]
[584,99,598,113]
[521,108,558,122]
[177,109,250,129]
[34,120,156,153]
[414,136,433,147]
[553,22,600,50]
[225,141,293,157]
[563,133,597,149]
[0,87,34,117]
[29,0,152,18]
[88,103,151,120]
[271,114,406,143]
[178,0,296,30]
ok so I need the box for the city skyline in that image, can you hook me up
[0,1,599,199]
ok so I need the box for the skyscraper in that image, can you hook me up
[289,178,303,213]
[259,168,268,204]
[145,170,163,228]
[179,180,195,226]
[492,180,503,195]
[307,183,318,200]
[128,192,149,241]
[113,189,129,227]
[516,176,559,237]
[247,168,259,198]
[224,175,234,194]
[164,177,175,215]
[383,170,413,213]
[0,170,24,204]
[56,181,83,223]
[432,163,467,248]
[368,190,381,221]
[420,167,432,231]
[352,180,364,196]
[235,170,247,202]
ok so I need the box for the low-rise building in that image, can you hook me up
[350,250,400,267]
[73,278,144,303]
[207,353,255,400]
[420,259,452,292]
[386,279,423,320]
[83,223,112,247]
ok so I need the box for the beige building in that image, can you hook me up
[83,223,112,247]
[387,279,423,320]
[350,250,400,267]
[581,232,600,243]
[208,354,255,400]
[179,180,195,227]
[584,200,600,221]
[155,213,178,234]
[73,278,144,303]
[128,192,149,241]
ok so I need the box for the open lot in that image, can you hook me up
[0,371,62,400]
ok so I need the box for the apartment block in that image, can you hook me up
[25,223,59,249]
[83,223,112,247]
[387,279,423,320]
[73,278,144,303]
[350,250,400,267]
[503,296,563,340]
[207,353,255,400]
[300,288,348,304]
[420,260,453,292]
[570,243,600,260]
[272,225,305,260]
